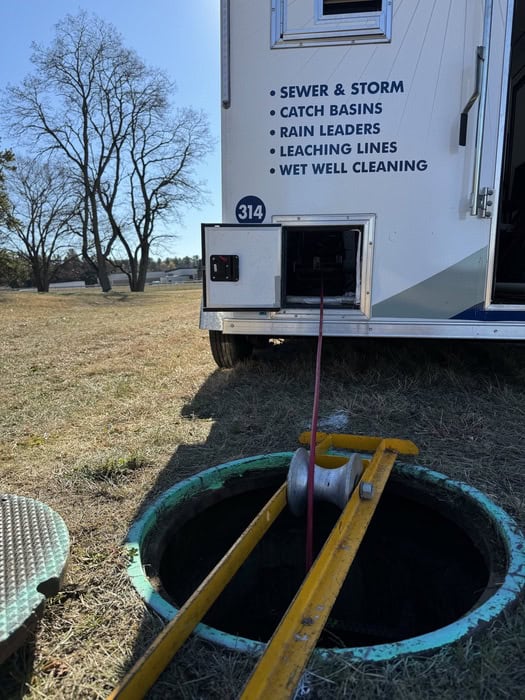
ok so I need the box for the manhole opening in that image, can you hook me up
[144,468,507,648]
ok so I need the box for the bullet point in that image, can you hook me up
[270,110,275,116]
[270,90,276,96]
[270,130,275,136]
[270,168,276,174]
[270,148,275,154]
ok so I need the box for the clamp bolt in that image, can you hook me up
[359,482,374,500]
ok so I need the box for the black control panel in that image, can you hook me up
[210,255,239,282]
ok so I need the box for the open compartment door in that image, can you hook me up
[202,224,282,310]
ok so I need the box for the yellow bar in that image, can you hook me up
[312,435,333,455]
[240,442,403,700]
[108,483,287,700]
[299,431,419,456]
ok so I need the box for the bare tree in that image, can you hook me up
[98,70,213,291]
[7,158,78,291]
[4,12,146,291]
[3,12,214,292]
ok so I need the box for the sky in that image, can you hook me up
[0,1,222,258]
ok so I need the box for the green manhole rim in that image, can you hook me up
[126,453,525,662]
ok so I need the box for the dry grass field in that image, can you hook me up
[0,286,524,699]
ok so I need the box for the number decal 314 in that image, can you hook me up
[235,196,266,223]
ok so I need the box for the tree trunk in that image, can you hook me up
[126,245,149,292]
[89,191,112,292]
[32,263,49,292]
[134,246,150,292]
[96,258,112,292]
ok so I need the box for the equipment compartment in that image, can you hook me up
[284,226,362,307]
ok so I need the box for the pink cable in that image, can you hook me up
[306,284,324,572]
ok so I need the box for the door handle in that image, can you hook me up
[459,46,484,147]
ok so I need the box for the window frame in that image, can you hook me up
[271,0,392,48]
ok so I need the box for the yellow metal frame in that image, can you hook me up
[108,484,287,700]
[240,435,418,699]
[299,430,415,466]
[108,434,418,700]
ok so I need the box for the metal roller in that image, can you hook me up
[287,447,364,515]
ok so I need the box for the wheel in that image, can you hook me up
[209,331,253,368]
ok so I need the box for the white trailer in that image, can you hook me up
[201,0,525,366]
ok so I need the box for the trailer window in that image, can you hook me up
[272,0,391,48]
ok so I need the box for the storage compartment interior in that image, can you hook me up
[284,225,362,307]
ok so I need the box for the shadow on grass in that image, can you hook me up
[118,337,525,699]
[0,640,36,700]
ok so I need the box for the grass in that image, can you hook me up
[72,453,147,485]
[0,286,524,699]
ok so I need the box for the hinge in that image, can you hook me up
[477,187,494,218]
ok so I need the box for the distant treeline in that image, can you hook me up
[0,249,201,289]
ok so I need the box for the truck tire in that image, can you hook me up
[209,330,253,368]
